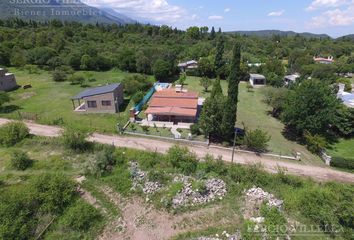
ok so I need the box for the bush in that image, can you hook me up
[52,69,67,82]
[260,204,287,236]
[330,156,354,170]
[10,150,32,170]
[31,173,77,214]
[148,170,170,184]
[304,131,327,154]
[60,200,101,231]
[123,74,152,95]
[68,73,85,86]
[62,128,90,152]
[167,145,198,175]
[85,145,117,177]
[0,91,10,108]
[336,78,352,92]
[243,128,270,152]
[190,123,200,135]
[0,122,30,147]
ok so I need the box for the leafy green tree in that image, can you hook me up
[10,150,33,171]
[304,131,327,154]
[210,26,216,40]
[68,73,85,86]
[131,91,144,104]
[0,122,29,147]
[52,69,67,82]
[198,57,214,78]
[10,50,26,67]
[186,26,200,40]
[243,128,271,152]
[178,72,187,85]
[282,79,341,136]
[199,77,212,92]
[199,95,225,139]
[31,173,77,214]
[311,64,338,83]
[263,87,289,117]
[123,74,152,95]
[210,78,223,98]
[60,200,101,231]
[153,59,171,81]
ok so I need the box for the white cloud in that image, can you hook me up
[268,10,284,17]
[309,0,354,27]
[83,0,187,23]
[306,0,349,11]
[224,8,231,12]
[208,15,224,20]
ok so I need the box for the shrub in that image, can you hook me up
[148,170,170,184]
[10,150,32,171]
[190,123,200,135]
[167,145,198,175]
[31,173,77,214]
[0,91,10,108]
[0,122,30,147]
[123,74,152,95]
[243,128,271,152]
[68,73,85,86]
[62,128,90,152]
[304,131,327,154]
[260,204,287,236]
[52,69,67,82]
[141,125,149,133]
[336,78,352,92]
[85,145,117,177]
[60,200,101,231]
[330,156,354,170]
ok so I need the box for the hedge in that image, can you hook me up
[330,156,354,170]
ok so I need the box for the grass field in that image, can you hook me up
[0,68,137,133]
[0,69,330,165]
[184,77,323,165]
[327,138,354,159]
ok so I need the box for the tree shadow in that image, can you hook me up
[118,98,131,113]
[0,105,21,114]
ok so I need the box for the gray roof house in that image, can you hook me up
[71,83,124,113]
[249,74,266,87]
[0,68,18,91]
[178,60,198,72]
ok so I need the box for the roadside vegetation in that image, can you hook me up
[0,126,353,239]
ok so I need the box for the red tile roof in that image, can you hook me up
[153,89,198,99]
[145,107,197,117]
[145,88,199,118]
[149,98,198,109]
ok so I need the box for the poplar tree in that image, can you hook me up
[215,36,225,77]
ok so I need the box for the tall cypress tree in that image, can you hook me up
[215,36,225,76]
[210,77,223,98]
[210,26,216,39]
[221,42,242,140]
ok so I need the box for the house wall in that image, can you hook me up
[83,84,124,113]
[250,77,266,87]
[0,73,18,91]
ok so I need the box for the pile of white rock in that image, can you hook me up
[130,162,162,194]
[172,177,227,208]
[143,181,162,194]
[245,186,283,209]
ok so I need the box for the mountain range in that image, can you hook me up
[227,30,331,39]
[0,0,134,25]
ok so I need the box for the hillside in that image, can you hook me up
[0,0,134,24]
[227,30,331,39]
[337,34,354,41]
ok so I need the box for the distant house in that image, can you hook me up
[249,74,266,87]
[337,83,354,108]
[145,87,199,123]
[71,83,124,113]
[178,60,198,72]
[313,56,335,64]
[284,74,300,85]
[0,68,18,91]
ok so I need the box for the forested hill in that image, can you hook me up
[227,30,331,39]
[0,0,134,25]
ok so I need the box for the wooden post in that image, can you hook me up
[72,100,75,110]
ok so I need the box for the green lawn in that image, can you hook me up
[1,68,137,133]
[327,138,354,159]
[184,77,323,165]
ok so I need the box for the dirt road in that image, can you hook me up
[1,118,353,183]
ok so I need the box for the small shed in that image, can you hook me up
[0,68,18,91]
[284,74,300,85]
[249,74,266,87]
[71,83,124,113]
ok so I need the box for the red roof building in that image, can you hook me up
[145,88,199,123]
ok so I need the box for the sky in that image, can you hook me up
[84,0,354,37]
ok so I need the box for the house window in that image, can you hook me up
[87,101,97,108]
[102,100,111,106]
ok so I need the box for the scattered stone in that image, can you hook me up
[143,181,162,194]
[250,217,265,224]
[245,186,283,210]
[172,178,227,208]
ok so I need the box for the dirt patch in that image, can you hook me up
[97,186,240,240]
[19,92,36,100]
